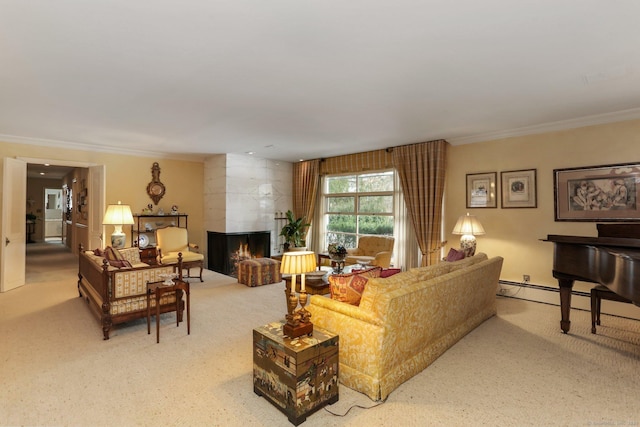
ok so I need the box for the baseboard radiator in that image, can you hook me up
[497,280,640,322]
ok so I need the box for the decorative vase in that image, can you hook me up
[329,255,346,273]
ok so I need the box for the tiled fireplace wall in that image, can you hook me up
[204,154,293,269]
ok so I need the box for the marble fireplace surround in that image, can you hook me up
[204,153,293,273]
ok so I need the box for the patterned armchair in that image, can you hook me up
[345,235,395,268]
[156,226,204,282]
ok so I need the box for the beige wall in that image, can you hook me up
[1,140,205,256]
[445,118,640,292]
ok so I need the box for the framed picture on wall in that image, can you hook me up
[466,172,497,208]
[501,169,537,208]
[554,162,640,221]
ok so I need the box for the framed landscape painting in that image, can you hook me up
[501,169,537,208]
[554,162,640,221]
[466,172,497,208]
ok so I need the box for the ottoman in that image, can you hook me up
[238,258,282,287]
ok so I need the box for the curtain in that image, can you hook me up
[292,159,320,244]
[319,149,393,175]
[393,172,420,270]
[393,140,448,266]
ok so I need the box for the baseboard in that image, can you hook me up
[497,280,640,321]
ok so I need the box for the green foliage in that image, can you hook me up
[279,210,310,247]
[357,215,394,235]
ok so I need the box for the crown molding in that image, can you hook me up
[447,108,640,145]
[0,133,206,162]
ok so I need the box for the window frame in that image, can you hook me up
[322,169,395,249]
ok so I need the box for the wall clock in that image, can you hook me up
[146,162,166,205]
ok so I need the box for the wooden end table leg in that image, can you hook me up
[147,289,151,335]
[175,289,181,327]
[156,290,161,343]
[185,284,190,335]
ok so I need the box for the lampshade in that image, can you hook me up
[103,201,135,226]
[280,251,317,275]
[452,213,485,236]
[102,201,134,249]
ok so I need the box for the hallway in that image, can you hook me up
[26,242,76,284]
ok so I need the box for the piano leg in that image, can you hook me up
[558,278,574,334]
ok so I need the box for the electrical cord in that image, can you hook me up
[498,281,526,297]
[323,397,387,417]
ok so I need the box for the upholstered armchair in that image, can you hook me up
[156,226,204,282]
[345,235,395,268]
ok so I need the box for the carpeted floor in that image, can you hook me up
[1,242,639,426]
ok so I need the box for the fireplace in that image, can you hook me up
[207,231,271,277]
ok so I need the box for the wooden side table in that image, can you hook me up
[253,321,339,426]
[139,246,158,265]
[147,279,190,343]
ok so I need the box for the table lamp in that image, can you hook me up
[452,212,485,257]
[280,250,317,338]
[102,201,135,249]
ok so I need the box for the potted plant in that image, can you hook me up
[327,243,347,261]
[280,210,310,251]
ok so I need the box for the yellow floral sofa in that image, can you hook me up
[77,245,183,340]
[308,253,503,401]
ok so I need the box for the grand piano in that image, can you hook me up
[547,223,640,333]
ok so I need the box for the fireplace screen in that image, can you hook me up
[208,231,271,277]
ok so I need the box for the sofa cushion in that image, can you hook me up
[410,262,452,282]
[358,270,418,312]
[118,247,143,266]
[448,252,488,272]
[329,267,382,306]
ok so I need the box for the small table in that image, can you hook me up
[253,321,339,425]
[283,268,331,297]
[147,279,190,343]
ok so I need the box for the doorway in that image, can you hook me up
[0,157,106,292]
[44,188,63,242]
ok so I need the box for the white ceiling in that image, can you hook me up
[2,1,640,163]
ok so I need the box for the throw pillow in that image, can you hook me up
[103,246,124,261]
[93,248,104,257]
[379,268,401,278]
[445,248,465,262]
[103,246,130,268]
[329,267,382,306]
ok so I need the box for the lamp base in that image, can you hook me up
[460,235,477,257]
[283,321,313,338]
[111,231,126,249]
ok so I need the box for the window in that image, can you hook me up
[323,170,394,248]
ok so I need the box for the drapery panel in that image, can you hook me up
[292,159,320,242]
[393,140,448,266]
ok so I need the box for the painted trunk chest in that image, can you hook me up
[253,321,339,425]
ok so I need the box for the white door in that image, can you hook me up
[87,165,105,249]
[1,157,26,292]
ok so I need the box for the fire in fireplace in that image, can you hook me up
[207,231,271,277]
